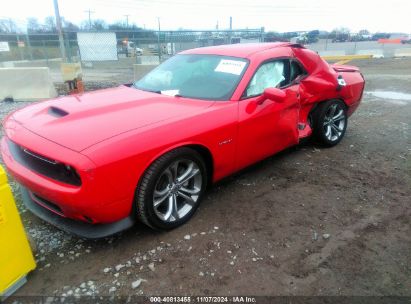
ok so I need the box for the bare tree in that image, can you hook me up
[108,21,128,31]
[80,19,107,31]
[0,18,17,33]
[63,19,79,31]
[44,16,57,32]
[27,17,41,33]
[91,19,107,31]
[359,29,370,36]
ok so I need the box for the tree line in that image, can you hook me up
[0,16,146,33]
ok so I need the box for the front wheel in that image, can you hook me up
[135,148,207,230]
[313,100,348,147]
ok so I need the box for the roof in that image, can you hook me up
[180,42,296,58]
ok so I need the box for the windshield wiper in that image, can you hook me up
[148,90,162,94]
[142,89,162,94]
[133,85,162,94]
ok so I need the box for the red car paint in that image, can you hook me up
[1,43,365,227]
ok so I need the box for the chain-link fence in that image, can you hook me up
[0,29,264,63]
[2,29,410,64]
[0,29,264,85]
[1,28,410,86]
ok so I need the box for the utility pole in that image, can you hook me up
[7,18,23,60]
[228,16,232,44]
[124,15,130,28]
[53,0,66,61]
[84,9,94,30]
[157,17,161,63]
[8,18,14,33]
[25,28,33,60]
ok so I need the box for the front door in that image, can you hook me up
[236,59,300,170]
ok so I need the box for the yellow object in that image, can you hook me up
[0,165,36,299]
[334,59,353,65]
[321,54,373,62]
[60,62,82,82]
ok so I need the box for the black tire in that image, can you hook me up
[135,147,207,230]
[312,99,348,147]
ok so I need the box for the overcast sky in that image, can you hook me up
[1,0,409,33]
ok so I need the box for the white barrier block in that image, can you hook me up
[0,67,57,101]
[0,62,15,68]
[395,48,411,57]
[357,49,384,58]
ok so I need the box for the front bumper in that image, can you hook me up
[21,186,135,239]
[1,130,133,224]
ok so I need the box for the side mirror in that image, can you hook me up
[257,87,286,105]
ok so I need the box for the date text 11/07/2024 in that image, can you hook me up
[149,296,257,303]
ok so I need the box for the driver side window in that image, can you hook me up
[244,60,287,98]
[290,60,307,83]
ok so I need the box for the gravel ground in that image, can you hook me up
[0,58,410,300]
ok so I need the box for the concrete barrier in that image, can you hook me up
[0,58,62,69]
[0,62,15,68]
[395,48,411,57]
[0,67,57,101]
[357,49,384,58]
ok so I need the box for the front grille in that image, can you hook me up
[8,139,81,186]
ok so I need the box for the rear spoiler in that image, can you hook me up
[331,64,360,72]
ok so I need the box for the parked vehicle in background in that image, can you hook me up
[296,30,319,44]
[401,35,411,44]
[118,41,143,57]
[332,32,350,43]
[1,43,365,238]
[371,32,391,41]
[350,33,372,42]
[135,47,143,55]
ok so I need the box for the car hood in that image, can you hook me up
[11,86,214,152]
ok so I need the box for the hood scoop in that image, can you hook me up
[48,106,69,118]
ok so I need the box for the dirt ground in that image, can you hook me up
[1,58,410,300]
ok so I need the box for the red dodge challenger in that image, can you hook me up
[1,43,365,238]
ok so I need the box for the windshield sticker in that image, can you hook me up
[215,60,246,75]
[161,89,180,96]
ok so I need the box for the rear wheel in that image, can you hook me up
[135,148,207,230]
[313,100,348,147]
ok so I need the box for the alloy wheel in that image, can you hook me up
[152,159,202,222]
[323,103,346,142]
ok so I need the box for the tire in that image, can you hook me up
[312,99,348,147]
[135,147,207,230]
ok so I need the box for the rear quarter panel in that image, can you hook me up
[292,48,365,116]
[338,71,365,115]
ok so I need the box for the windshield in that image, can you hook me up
[133,54,248,100]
